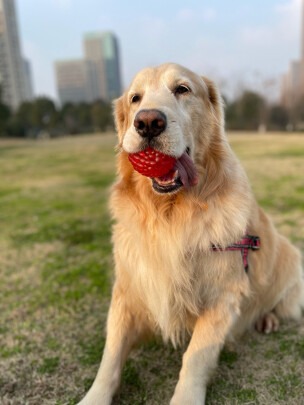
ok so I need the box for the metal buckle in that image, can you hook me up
[251,236,260,250]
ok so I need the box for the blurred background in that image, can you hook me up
[1,0,304,135]
[1,1,304,405]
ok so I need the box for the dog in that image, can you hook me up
[78,63,304,405]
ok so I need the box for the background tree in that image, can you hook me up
[0,86,11,136]
[60,102,94,134]
[5,97,59,137]
[91,100,113,132]
[289,95,304,129]
[225,91,266,131]
[30,97,58,131]
[60,102,79,134]
[268,105,289,130]
[77,102,93,132]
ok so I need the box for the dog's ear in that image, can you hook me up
[199,76,227,200]
[201,76,223,125]
[113,96,126,143]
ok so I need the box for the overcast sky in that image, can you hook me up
[17,0,302,101]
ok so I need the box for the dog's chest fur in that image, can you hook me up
[113,201,249,345]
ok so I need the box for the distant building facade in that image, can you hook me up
[83,33,107,102]
[55,31,122,105]
[55,60,92,104]
[0,0,33,109]
[84,32,121,100]
[23,58,34,101]
[281,0,304,108]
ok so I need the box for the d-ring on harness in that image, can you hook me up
[211,234,260,273]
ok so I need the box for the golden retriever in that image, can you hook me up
[78,63,304,405]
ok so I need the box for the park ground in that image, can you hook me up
[0,132,304,405]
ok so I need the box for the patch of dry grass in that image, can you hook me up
[0,132,303,405]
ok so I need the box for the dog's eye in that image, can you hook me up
[131,94,140,103]
[174,85,190,96]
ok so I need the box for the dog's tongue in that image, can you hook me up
[174,152,198,189]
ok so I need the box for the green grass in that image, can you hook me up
[219,348,239,369]
[37,357,60,374]
[0,132,304,404]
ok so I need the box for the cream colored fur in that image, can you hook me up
[78,63,304,405]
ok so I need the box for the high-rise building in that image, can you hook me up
[84,32,121,101]
[281,0,304,108]
[55,59,92,104]
[55,31,122,105]
[0,0,32,109]
[83,33,108,102]
[23,58,34,101]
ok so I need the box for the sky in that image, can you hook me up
[17,0,302,101]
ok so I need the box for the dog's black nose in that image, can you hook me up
[134,109,167,139]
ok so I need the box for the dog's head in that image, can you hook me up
[114,63,224,195]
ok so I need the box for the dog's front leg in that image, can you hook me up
[170,298,238,405]
[78,282,147,405]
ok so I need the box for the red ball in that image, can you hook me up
[128,147,176,178]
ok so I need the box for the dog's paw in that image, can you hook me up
[255,312,279,334]
[76,390,112,405]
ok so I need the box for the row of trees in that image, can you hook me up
[0,89,114,137]
[0,87,303,137]
[225,91,290,131]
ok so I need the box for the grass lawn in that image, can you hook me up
[0,132,304,405]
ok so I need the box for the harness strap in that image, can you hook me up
[211,235,260,273]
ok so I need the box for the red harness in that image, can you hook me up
[211,234,260,272]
